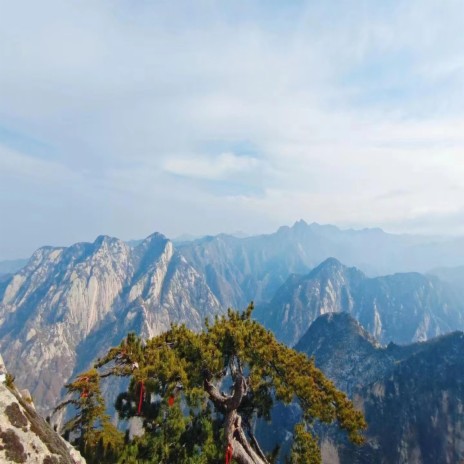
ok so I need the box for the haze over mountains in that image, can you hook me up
[254,257,464,347]
[4,220,464,281]
[0,259,28,278]
[1,219,464,462]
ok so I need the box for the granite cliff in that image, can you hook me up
[254,258,464,346]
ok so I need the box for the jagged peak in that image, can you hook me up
[296,312,379,351]
[315,256,343,268]
[293,218,309,228]
[277,220,343,236]
[307,257,366,281]
[91,235,128,254]
[132,232,173,272]
[308,257,345,276]
[30,245,63,257]
[139,231,169,245]
[315,312,371,336]
[21,246,64,271]
[93,234,120,245]
[135,232,171,256]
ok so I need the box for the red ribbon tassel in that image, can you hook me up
[80,376,89,399]
[137,381,144,415]
[225,443,233,464]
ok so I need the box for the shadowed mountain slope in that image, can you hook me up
[294,313,464,464]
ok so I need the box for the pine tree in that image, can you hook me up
[54,368,123,462]
[92,303,366,463]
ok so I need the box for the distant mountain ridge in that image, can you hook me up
[178,220,464,309]
[254,257,464,346]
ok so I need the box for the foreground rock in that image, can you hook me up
[0,379,85,464]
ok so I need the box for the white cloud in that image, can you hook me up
[163,153,260,180]
[1,0,464,258]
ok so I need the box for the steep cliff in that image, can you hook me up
[0,367,85,463]
[0,234,222,414]
[254,258,464,346]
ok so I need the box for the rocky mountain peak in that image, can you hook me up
[255,257,464,347]
[308,257,345,275]
[292,218,309,229]
[253,259,365,347]
[307,257,366,283]
[295,313,384,395]
[0,232,223,414]
[297,312,378,350]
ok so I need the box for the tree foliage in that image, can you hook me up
[59,304,366,463]
[54,368,123,462]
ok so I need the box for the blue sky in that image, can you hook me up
[1,0,464,259]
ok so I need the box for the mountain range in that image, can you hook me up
[1,219,464,426]
[254,257,464,346]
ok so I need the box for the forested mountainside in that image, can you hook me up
[254,257,464,346]
[294,313,464,464]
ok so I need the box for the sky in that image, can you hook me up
[1,0,464,259]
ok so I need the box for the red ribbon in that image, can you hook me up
[225,442,233,464]
[168,395,175,407]
[137,381,144,415]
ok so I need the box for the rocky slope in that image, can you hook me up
[0,233,222,414]
[0,353,85,464]
[254,258,464,346]
[295,313,464,464]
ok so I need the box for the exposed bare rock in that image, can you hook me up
[254,258,464,347]
[0,380,85,464]
[0,233,222,414]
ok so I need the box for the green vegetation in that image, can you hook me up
[5,372,16,389]
[58,304,366,463]
[54,368,123,463]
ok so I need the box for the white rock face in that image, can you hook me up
[255,258,464,347]
[0,380,86,463]
[0,233,222,415]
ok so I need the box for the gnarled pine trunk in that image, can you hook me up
[204,372,269,464]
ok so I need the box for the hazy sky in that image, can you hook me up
[1,0,464,259]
